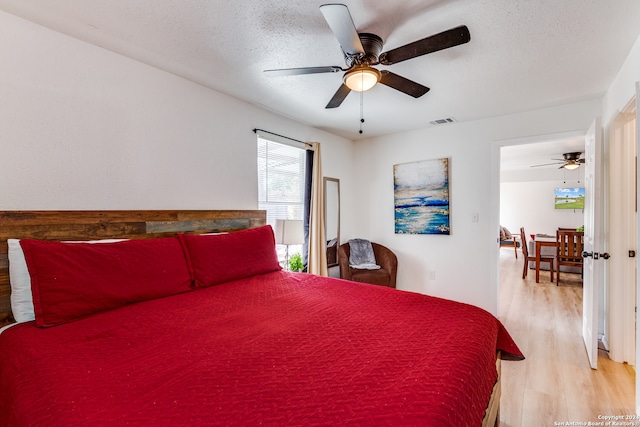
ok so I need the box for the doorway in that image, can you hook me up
[491,116,638,400]
[493,129,600,347]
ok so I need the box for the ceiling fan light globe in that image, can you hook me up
[563,162,580,170]
[344,67,380,92]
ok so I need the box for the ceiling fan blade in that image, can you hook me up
[264,66,343,77]
[320,4,365,56]
[530,162,564,168]
[379,25,470,65]
[325,84,351,108]
[378,70,430,98]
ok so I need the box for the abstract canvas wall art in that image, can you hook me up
[394,158,450,235]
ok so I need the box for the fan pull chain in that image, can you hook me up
[359,86,365,134]
[563,167,581,184]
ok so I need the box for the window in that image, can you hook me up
[257,137,306,224]
[257,136,306,263]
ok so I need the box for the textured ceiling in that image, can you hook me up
[1,0,640,141]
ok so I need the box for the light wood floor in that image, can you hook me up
[498,249,635,426]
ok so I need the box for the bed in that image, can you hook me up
[0,210,523,427]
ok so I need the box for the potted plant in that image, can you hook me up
[288,253,304,272]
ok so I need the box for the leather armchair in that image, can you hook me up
[338,242,398,288]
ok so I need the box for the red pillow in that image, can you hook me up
[21,237,192,327]
[178,225,281,288]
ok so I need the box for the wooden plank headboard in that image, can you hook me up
[0,210,266,326]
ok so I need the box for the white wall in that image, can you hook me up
[500,169,585,236]
[0,11,356,237]
[353,99,601,314]
[603,34,640,125]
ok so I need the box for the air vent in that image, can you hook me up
[429,117,456,125]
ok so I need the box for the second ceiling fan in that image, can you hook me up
[264,3,471,109]
[530,152,586,170]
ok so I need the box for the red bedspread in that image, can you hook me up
[0,272,522,426]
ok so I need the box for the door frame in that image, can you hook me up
[636,83,640,415]
[607,105,636,364]
[490,129,591,328]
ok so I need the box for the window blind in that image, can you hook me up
[257,137,307,226]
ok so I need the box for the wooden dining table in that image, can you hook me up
[534,235,557,283]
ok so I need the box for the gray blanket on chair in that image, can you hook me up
[348,239,381,270]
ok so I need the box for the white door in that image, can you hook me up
[583,118,603,370]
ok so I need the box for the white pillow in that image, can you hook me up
[8,238,128,323]
[8,239,34,323]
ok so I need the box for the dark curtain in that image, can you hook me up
[302,148,314,271]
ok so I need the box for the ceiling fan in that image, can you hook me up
[530,152,585,170]
[264,3,470,109]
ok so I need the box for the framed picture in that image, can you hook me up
[554,187,585,209]
[394,158,450,235]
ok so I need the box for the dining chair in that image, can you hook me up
[499,226,519,258]
[556,230,584,285]
[520,227,554,281]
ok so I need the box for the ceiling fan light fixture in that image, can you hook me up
[563,162,580,170]
[343,67,380,92]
